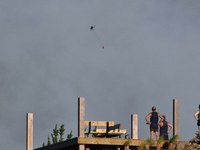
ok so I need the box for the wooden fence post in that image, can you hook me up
[26,113,33,150]
[131,114,138,139]
[173,99,179,140]
[78,97,85,150]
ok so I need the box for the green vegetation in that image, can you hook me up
[43,124,73,147]
[59,124,65,141]
[92,126,98,137]
[195,131,200,139]
[84,128,87,137]
[156,136,164,150]
[124,140,131,146]
[138,141,146,150]
[169,134,179,144]
[157,136,164,144]
[168,134,179,150]
[51,124,59,144]
[145,139,153,146]
[138,139,153,150]
[47,135,51,145]
[67,130,73,140]
[84,126,98,137]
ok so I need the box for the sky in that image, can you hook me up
[1,0,200,149]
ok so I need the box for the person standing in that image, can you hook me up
[158,115,173,140]
[194,104,200,138]
[145,106,164,140]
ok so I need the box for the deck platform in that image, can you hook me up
[34,137,170,150]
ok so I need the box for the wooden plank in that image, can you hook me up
[96,129,126,134]
[108,123,121,131]
[119,129,126,134]
[85,129,126,134]
[77,137,158,147]
[95,129,107,133]
[84,121,114,126]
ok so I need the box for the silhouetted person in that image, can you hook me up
[145,106,164,140]
[158,115,173,140]
[194,104,200,138]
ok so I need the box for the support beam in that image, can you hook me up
[173,99,179,139]
[131,114,138,139]
[78,97,85,137]
[78,97,85,150]
[26,113,33,150]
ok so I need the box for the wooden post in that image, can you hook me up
[26,113,33,150]
[131,114,138,139]
[173,99,179,139]
[78,97,85,150]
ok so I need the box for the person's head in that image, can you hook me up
[199,104,200,109]
[162,115,166,121]
[152,106,156,112]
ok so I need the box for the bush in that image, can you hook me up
[43,124,73,146]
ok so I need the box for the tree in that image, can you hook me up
[67,130,73,140]
[47,135,51,145]
[43,124,73,146]
[59,124,65,142]
[51,124,59,144]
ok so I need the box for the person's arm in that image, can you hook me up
[167,122,173,134]
[194,110,199,120]
[145,113,152,124]
[158,121,163,127]
[158,113,164,122]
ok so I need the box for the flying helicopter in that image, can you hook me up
[90,25,104,49]
[90,25,95,30]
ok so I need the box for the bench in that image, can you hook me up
[84,121,127,138]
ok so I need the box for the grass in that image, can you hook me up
[169,134,179,143]
[124,140,131,146]
[157,136,164,144]
[138,139,153,150]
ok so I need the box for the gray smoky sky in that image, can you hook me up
[1,0,200,149]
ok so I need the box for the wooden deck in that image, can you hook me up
[34,137,169,150]
[78,137,157,146]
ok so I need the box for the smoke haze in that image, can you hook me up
[0,1,200,149]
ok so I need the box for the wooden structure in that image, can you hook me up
[32,98,180,150]
[84,121,127,137]
[78,97,85,150]
[34,137,164,150]
[131,114,138,139]
[26,113,33,150]
[173,99,179,140]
